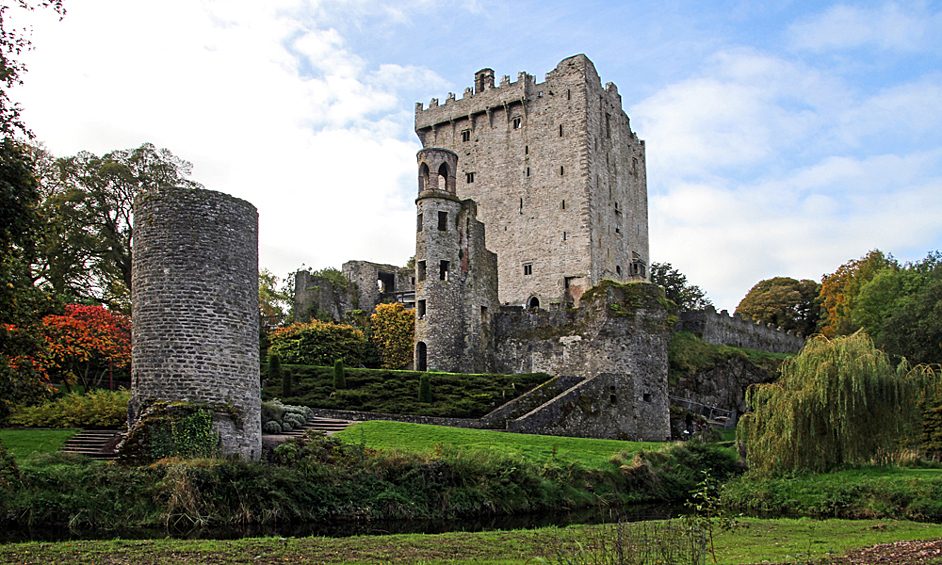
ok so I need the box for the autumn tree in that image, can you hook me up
[853,251,942,366]
[35,143,202,313]
[735,277,820,336]
[41,304,131,391]
[818,249,897,337]
[370,302,415,370]
[650,262,713,311]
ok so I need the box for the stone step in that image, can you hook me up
[61,429,122,460]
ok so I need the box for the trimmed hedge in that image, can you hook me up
[267,321,367,366]
[261,365,551,418]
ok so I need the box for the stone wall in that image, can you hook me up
[492,281,671,441]
[414,54,649,307]
[676,306,805,353]
[293,270,357,323]
[130,187,261,460]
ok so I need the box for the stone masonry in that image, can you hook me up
[415,54,649,308]
[130,186,261,460]
[676,306,805,353]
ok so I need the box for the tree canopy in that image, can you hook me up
[818,249,897,338]
[735,277,820,336]
[650,262,713,311]
[35,142,202,313]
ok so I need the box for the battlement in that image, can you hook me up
[415,54,625,132]
[676,307,805,353]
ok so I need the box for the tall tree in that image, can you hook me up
[740,333,937,475]
[818,249,897,337]
[854,251,942,366]
[36,143,202,312]
[650,262,713,311]
[0,140,57,416]
[735,277,820,336]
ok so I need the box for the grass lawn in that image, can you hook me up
[0,428,80,459]
[334,420,667,467]
[0,518,939,564]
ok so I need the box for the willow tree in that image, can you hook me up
[739,332,938,475]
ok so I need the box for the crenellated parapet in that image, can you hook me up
[676,306,805,353]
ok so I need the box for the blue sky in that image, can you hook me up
[13,0,942,310]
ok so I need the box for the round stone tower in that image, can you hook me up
[414,148,464,372]
[130,186,261,460]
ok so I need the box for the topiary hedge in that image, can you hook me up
[267,321,367,366]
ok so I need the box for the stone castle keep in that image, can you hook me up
[131,55,804,452]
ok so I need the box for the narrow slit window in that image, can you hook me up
[616,265,622,276]
[417,261,426,281]
[561,200,566,210]
[438,211,447,231]
[416,213,423,232]
[466,172,474,183]
[525,145,529,154]
[567,89,571,100]
[563,231,567,241]
[560,166,564,176]
[526,167,530,177]
[439,260,450,281]
[461,130,470,142]
[519,198,523,213]
[559,124,563,136]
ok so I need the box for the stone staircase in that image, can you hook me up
[60,428,123,460]
[280,416,354,438]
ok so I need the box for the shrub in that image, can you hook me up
[418,373,431,403]
[269,352,282,389]
[117,402,218,464]
[282,368,293,397]
[370,302,415,369]
[268,321,366,366]
[333,359,346,390]
[7,388,130,428]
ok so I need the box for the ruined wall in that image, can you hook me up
[130,187,261,460]
[415,54,648,307]
[676,306,805,353]
[293,270,356,323]
[493,282,671,441]
[341,260,415,315]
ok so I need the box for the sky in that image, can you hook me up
[10,0,942,311]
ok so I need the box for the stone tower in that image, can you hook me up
[414,148,499,373]
[130,186,261,460]
[415,54,648,308]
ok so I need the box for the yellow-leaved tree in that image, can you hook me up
[370,302,415,370]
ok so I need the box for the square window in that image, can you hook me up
[466,172,474,183]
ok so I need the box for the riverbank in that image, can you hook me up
[1,518,940,564]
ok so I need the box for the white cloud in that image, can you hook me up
[789,2,942,52]
[16,0,446,279]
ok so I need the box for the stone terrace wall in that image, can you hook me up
[130,187,261,460]
[676,306,805,353]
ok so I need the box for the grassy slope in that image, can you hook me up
[333,421,665,467]
[723,466,942,521]
[0,428,79,459]
[0,518,939,564]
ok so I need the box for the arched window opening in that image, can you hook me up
[437,163,449,192]
[419,163,430,192]
[527,296,540,309]
[416,342,427,372]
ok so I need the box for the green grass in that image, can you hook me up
[669,331,791,386]
[262,365,552,418]
[0,518,938,564]
[723,466,942,521]
[0,428,80,459]
[334,420,665,467]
